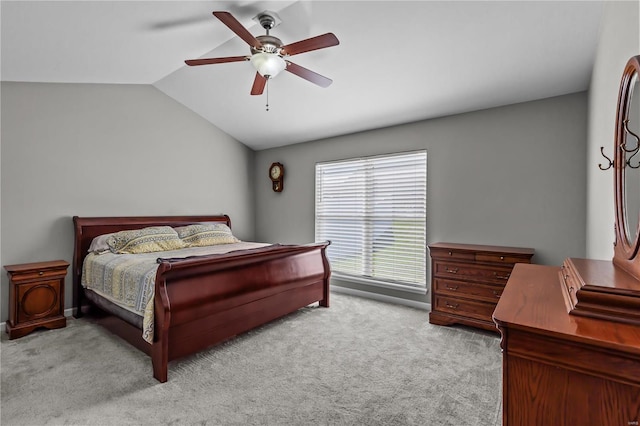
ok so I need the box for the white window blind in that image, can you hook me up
[315,151,427,290]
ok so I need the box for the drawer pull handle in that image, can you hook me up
[448,251,453,256]
[445,285,459,291]
[38,271,44,276]
[500,256,505,260]
[445,267,459,274]
[568,286,574,293]
[493,272,510,280]
[493,290,501,297]
[445,302,459,309]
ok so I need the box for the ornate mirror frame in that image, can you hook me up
[613,55,640,278]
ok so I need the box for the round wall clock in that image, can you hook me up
[269,162,284,192]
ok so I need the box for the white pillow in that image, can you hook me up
[88,233,115,253]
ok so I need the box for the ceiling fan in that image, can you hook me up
[185,11,339,96]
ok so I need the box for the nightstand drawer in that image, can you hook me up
[8,268,66,283]
[434,278,503,301]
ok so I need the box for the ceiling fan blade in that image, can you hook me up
[280,33,339,56]
[251,73,267,95]
[212,11,262,49]
[285,61,333,88]
[185,56,248,66]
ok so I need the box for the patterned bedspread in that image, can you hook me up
[82,242,270,343]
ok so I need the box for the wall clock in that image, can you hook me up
[269,162,284,192]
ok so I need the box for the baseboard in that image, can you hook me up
[330,286,430,311]
[1,307,75,333]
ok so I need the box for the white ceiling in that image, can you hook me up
[1,1,604,150]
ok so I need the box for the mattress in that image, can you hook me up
[81,242,271,343]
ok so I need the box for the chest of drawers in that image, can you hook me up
[428,242,534,332]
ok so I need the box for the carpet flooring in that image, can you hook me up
[1,293,502,425]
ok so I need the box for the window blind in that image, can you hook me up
[315,151,427,289]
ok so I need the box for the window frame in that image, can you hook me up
[315,150,427,294]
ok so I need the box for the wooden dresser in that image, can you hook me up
[428,242,534,332]
[490,55,640,425]
[493,264,640,425]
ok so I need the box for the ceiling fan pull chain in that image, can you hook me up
[266,79,270,112]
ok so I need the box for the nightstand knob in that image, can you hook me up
[38,271,44,276]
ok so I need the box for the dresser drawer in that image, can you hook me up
[433,260,513,285]
[433,278,503,301]
[475,253,528,265]
[429,247,475,261]
[433,295,497,322]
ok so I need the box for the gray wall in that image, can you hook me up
[0,82,256,322]
[255,93,588,303]
[586,0,640,259]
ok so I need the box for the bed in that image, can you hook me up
[72,215,331,382]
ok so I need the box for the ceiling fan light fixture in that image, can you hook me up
[250,52,286,79]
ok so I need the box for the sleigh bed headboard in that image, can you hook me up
[72,214,232,311]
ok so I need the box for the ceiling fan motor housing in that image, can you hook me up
[252,35,284,55]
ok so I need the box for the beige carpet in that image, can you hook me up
[1,293,502,425]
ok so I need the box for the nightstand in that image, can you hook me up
[5,260,69,339]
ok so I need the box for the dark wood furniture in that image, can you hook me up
[493,264,640,425]
[73,215,331,383]
[428,242,534,332]
[5,260,69,339]
[494,56,640,425]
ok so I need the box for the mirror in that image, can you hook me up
[563,55,640,325]
[623,71,640,246]
[613,56,640,277]
[562,55,640,325]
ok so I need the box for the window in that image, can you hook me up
[315,151,427,292]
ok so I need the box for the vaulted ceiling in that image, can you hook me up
[1,1,604,150]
